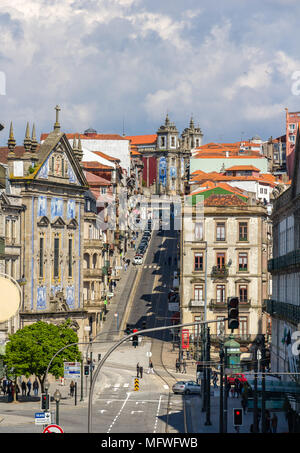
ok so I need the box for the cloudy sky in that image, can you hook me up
[1,0,300,145]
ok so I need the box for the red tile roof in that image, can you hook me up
[0,145,40,163]
[225,165,260,172]
[93,151,120,162]
[125,134,157,145]
[194,141,263,159]
[82,161,114,170]
[84,171,111,185]
[204,194,247,207]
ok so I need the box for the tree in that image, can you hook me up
[4,320,81,392]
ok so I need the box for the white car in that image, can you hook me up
[134,255,143,265]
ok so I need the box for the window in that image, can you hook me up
[68,238,73,278]
[194,285,203,301]
[39,237,44,278]
[216,222,226,241]
[53,237,59,279]
[216,253,225,269]
[161,136,165,147]
[62,158,64,176]
[238,252,248,271]
[194,253,203,271]
[216,285,225,303]
[239,316,248,336]
[239,285,248,303]
[239,222,248,241]
[101,187,106,194]
[217,316,225,336]
[194,222,203,241]
[171,136,175,147]
[196,139,199,147]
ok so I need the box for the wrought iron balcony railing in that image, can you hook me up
[264,299,300,326]
[211,266,229,279]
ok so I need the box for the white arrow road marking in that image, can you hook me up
[131,411,144,414]
[163,385,169,390]
[107,392,131,434]
[136,401,146,405]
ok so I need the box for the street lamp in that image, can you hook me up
[44,378,50,395]
[53,389,61,425]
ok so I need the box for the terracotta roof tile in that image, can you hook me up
[204,194,247,207]
[125,134,157,145]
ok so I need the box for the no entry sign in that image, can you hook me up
[43,424,64,433]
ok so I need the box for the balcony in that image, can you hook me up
[268,249,300,273]
[189,299,205,310]
[84,239,103,249]
[264,299,300,326]
[83,268,103,279]
[210,299,251,309]
[211,266,229,279]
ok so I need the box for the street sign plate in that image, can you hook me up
[64,362,81,379]
[35,412,51,425]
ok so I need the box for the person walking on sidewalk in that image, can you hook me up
[26,379,32,396]
[70,380,75,397]
[139,366,143,379]
[136,363,140,378]
[33,378,39,396]
[21,380,26,396]
[148,359,154,374]
[182,360,187,374]
[176,359,180,373]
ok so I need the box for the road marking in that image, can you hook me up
[99,410,107,414]
[107,392,131,434]
[163,385,169,390]
[131,411,144,414]
[123,383,129,387]
[153,394,163,433]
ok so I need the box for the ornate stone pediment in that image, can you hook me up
[51,216,66,228]
[67,218,78,229]
[37,216,50,227]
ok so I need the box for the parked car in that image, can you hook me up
[226,374,247,385]
[172,381,201,395]
[133,255,143,265]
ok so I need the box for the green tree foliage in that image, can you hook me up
[4,320,81,391]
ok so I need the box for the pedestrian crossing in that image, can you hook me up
[142,265,159,269]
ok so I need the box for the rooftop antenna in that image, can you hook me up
[122,117,125,137]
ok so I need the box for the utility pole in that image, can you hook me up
[261,335,266,433]
[219,342,224,433]
[223,346,228,433]
[253,345,259,433]
[205,327,212,425]
[201,324,206,412]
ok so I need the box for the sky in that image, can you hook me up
[1,0,300,146]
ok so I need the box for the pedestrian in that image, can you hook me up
[182,360,187,374]
[176,359,180,373]
[136,362,140,378]
[33,378,39,396]
[186,350,190,360]
[2,378,7,395]
[265,410,271,433]
[26,378,32,396]
[139,366,143,378]
[124,262,128,271]
[7,381,13,402]
[213,372,218,388]
[21,380,26,396]
[70,380,75,397]
[271,413,278,433]
[15,382,20,400]
[148,359,154,374]
[230,386,235,398]
[126,259,130,266]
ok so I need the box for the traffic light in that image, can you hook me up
[233,408,243,426]
[227,297,239,330]
[125,324,132,335]
[142,321,146,330]
[132,335,138,348]
[84,365,90,376]
[41,393,49,411]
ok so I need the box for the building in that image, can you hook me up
[262,135,287,175]
[266,127,300,381]
[180,189,271,364]
[0,108,96,343]
[285,108,300,179]
[126,115,202,196]
[191,141,269,175]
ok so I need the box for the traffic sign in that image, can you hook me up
[35,412,51,425]
[64,362,81,379]
[43,424,64,433]
[134,378,139,391]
